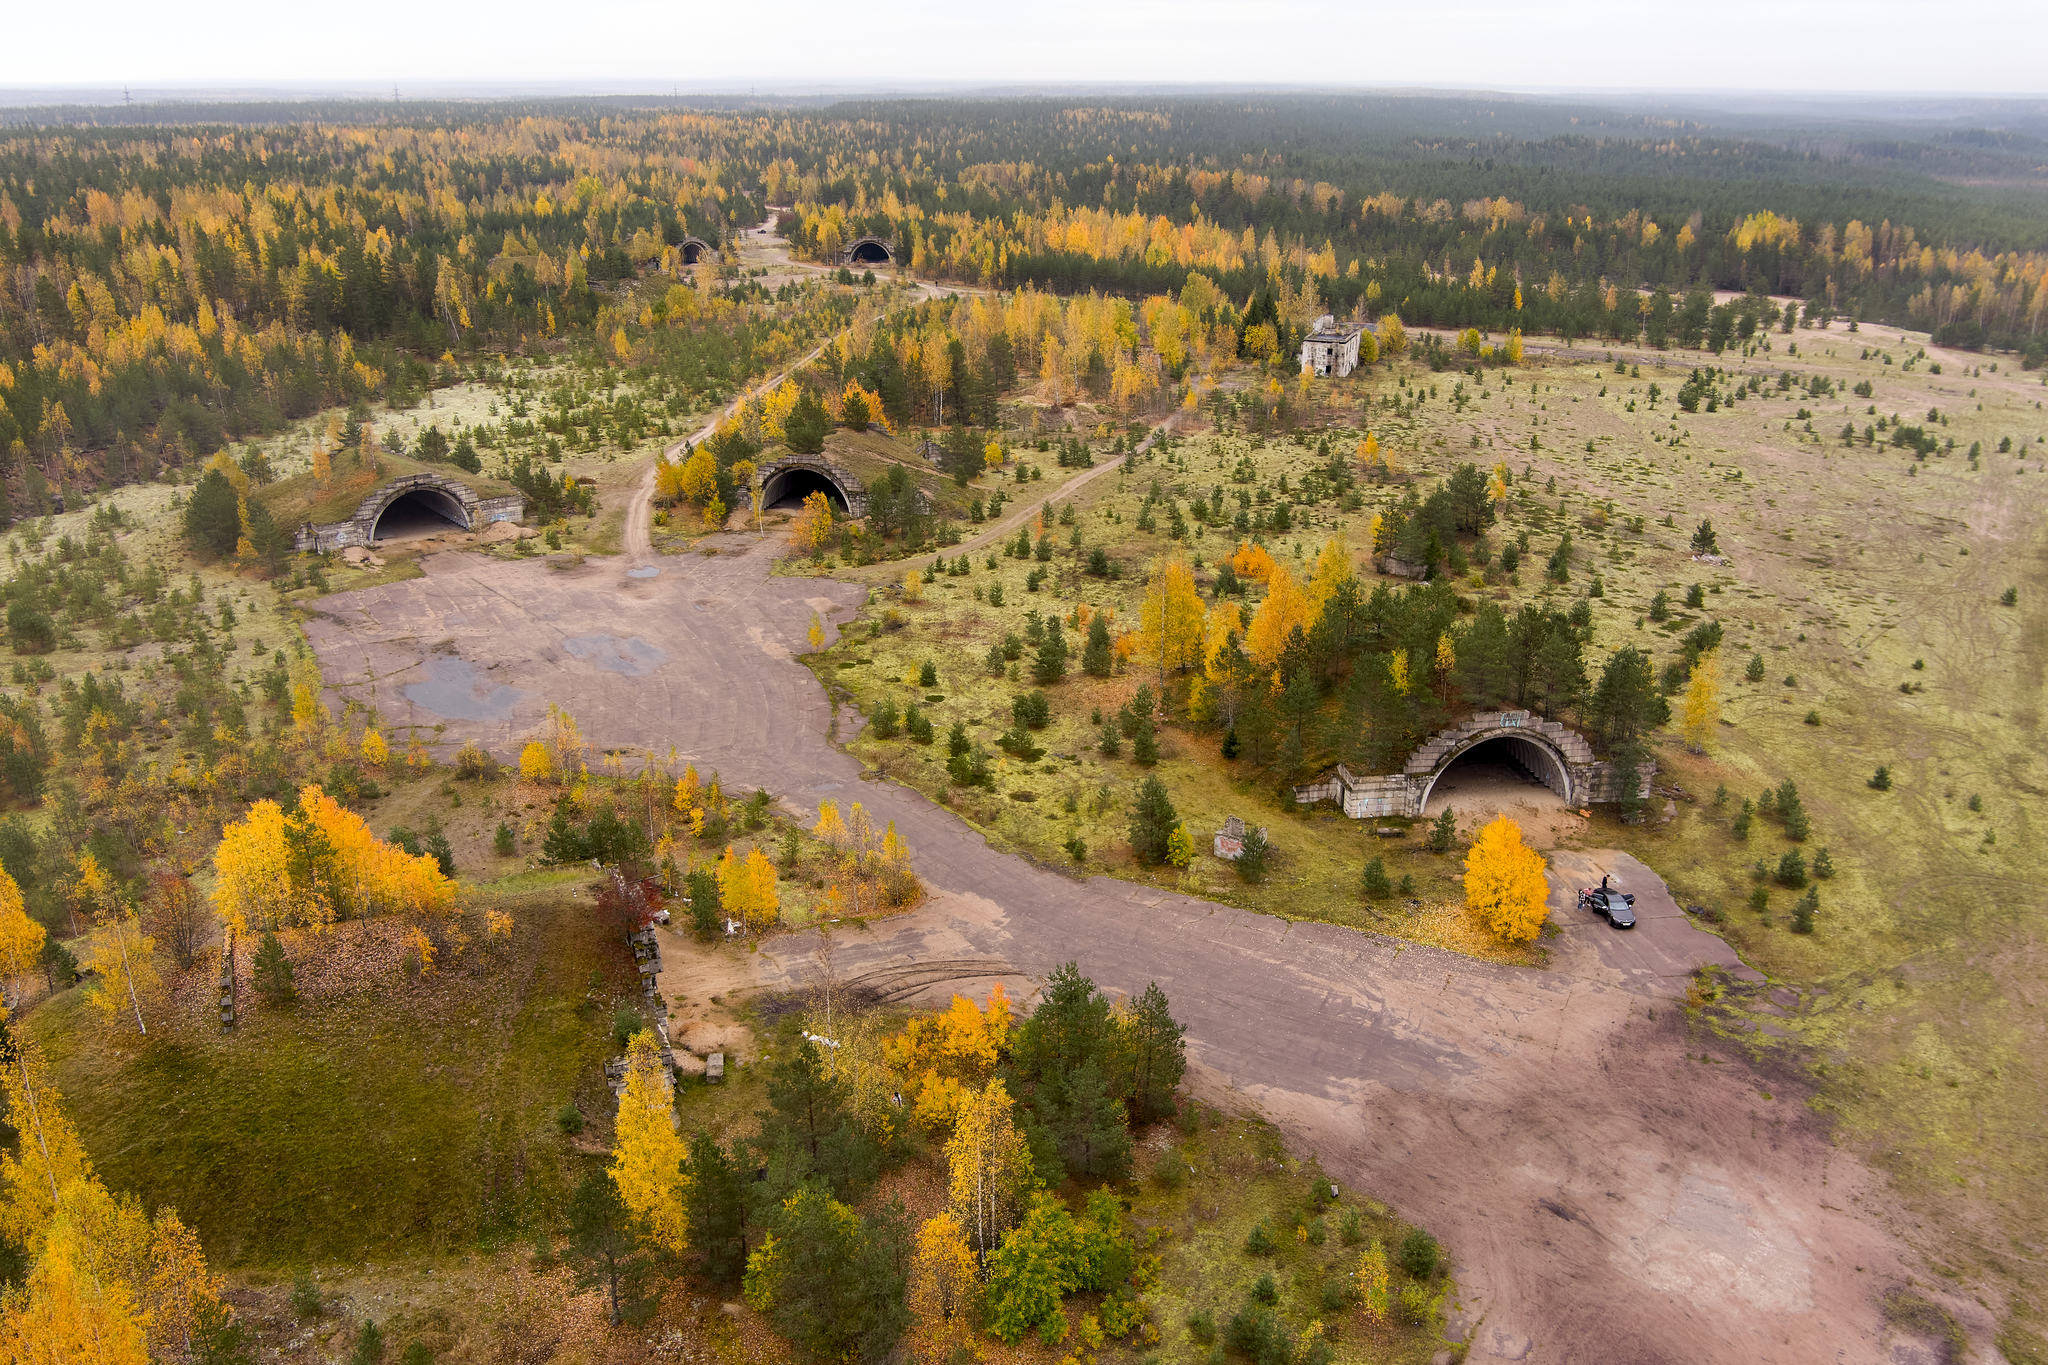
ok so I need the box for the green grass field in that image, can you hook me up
[29,881,629,1267]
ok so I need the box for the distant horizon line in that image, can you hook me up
[2,81,2046,110]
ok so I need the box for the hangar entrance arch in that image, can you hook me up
[756,455,867,518]
[1418,731,1572,816]
[846,236,893,266]
[763,465,847,513]
[679,236,713,265]
[1290,709,1637,819]
[372,484,471,542]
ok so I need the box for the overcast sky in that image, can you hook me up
[5,0,2045,97]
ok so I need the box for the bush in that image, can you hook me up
[1426,807,1456,853]
[1224,1304,1293,1365]
[918,659,938,688]
[6,601,55,655]
[904,706,934,744]
[1064,837,1087,864]
[351,1319,385,1365]
[556,1103,585,1135]
[1339,1208,1363,1246]
[291,1271,322,1319]
[1745,654,1765,682]
[494,823,517,856]
[454,741,498,779]
[1235,827,1269,883]
[1398,1281,1438,1326]
[1243,1222,1274,1255]
[1868,766,1892,790]
[612,1005,642,1049]
[1186,1309,1216,1345]
[1013,691,1051,729]
[1791,886,1819,933]
[946,746,991,788]
[1395,1228,1441,1278]
[1250,1271,1279,1304]
[1812,847,1834,879]
[869,697,900,739]
[1361,855,1390,898]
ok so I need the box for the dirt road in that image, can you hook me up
[301,534,1941,1362]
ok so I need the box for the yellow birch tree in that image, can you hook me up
[611,1030,690,1254]
[1138,555,1205,685]
[1463,816,1549,943]
[1244,562,1310,669]
[944,1078,1035,1259]
[1681,649,1721,753]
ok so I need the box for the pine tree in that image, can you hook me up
[743,1187,909,1362]
[1427,807,1458,853]
[1234,826,1269,883]
[1032,618,1068,684]
[1082,613,1113,677]
[1114,982,1186,1123]
[1127,776,1178,866]
[684,1132,749,1285]
[1361,855,1391,899]
[1791,886,1819,933]
[252,932,295,1003]
[1052,1059,1131,1181]
[756,1038,879,1201]
[566,1171,644,1326]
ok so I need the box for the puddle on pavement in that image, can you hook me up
[563,634,668,676]
[626,566,660,579]
[401,655,527,721]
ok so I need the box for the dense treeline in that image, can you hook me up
[4,95,2042,523]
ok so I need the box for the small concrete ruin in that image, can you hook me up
[1212,814,1269,861]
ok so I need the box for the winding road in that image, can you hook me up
[303,524,1933,1364]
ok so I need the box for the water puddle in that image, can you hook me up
[401,655,527,721]
[563,634,668,676]
[626,566,660,579]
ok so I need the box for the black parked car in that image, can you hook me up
[1577,884,1637,929]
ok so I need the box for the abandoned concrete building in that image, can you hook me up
[293,471,526,552]
[1298,315,1364,378]
[1292,709,1650,818]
